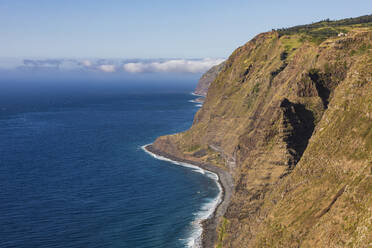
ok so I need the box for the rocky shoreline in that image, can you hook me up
[144,144,234,248]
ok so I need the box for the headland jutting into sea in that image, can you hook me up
[143,14,372,247]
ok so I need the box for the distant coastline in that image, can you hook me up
[142,144,234,248]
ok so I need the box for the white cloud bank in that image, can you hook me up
[99,64,116,73]
[0,58,225,74]
[123,58,225,74]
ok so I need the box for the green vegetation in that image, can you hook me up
[252,83,260,94]
[280,35,302,51]
[279,35,302,60]
[276,14,372,44]
[244,83,261,109]
[216,218,229,248]
[350,42,372,56]
[186,144,201,152]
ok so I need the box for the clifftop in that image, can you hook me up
[153,15,372,247]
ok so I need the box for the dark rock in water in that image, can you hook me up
[194,61,225,96]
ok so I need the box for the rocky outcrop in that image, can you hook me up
[194,61,225,96]
[153,18,372,247]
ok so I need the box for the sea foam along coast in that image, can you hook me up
[142,144,234,248]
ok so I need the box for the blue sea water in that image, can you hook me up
[0,78,220,248]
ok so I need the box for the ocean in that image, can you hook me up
[0,77,220,248]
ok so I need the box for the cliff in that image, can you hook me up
[194,61,226,96]
[153,15,372,247]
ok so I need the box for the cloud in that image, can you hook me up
[0,58,225,74]
[82,60,92,67]
[123,62,146,73]
[123,58,225,74]
[99,64,116,73]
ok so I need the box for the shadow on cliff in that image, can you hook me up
[280,98,315,169]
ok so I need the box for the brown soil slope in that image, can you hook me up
[153,25,372,247]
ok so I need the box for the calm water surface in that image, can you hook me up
[0,80,219,248]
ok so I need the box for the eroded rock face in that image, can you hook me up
[153,26,372,247]
[280,98,315,169]
[194,61,226,96]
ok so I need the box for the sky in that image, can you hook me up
[0,0,371,60]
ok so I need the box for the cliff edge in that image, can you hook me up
[153,15,372,247]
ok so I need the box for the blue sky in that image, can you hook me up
[0,0,371,59]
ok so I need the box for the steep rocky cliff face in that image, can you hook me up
[153,18,372,247]
[194,61,226,96]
